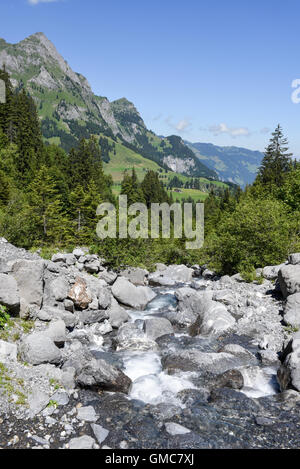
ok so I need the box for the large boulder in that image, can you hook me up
[111,277,156,310]
[283,293,300,328]
[47,276,69,302]
[98,286,112,310]
[288,253,300,265]
[143,318,174,341]
[99,269,117,285]
[43,320,66,347]
[12,259,45,318]
[36,307,77,328]
[172,288,213,327]
[19,332,61,365]
[263,263,286,280]
[63,346,131,393]
[43,272,70,308]
[278,331,300,391]
[162,349,245,375]
[68,277,92,310]
[149,265,193,287]
[0,273,20,313]
[189,300,235,337]
[120,267,149,286]
[107,298,129,328]
[278,265,300,298]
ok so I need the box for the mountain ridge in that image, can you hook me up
[185,141,264,187]
[0,32,217,181]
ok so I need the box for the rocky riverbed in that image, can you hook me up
[0,237,300,449]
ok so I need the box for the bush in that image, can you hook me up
[205,196,300,275]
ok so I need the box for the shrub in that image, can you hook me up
[205,196,300,275]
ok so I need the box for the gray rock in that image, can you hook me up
[255,416,275,426]
[263,264,286,280]
[49,276,69,302]
[12,259,45,318]
[188,296,235,336]
[107,298,129,328]
[220,344,256,362]
[173,288,212,327]
[165,422,191,435]
[0,273,20,313]
[288,253,300,265]
[50,390,69,406]
[44,320,66,346]
[27,389,50,418]
[84,260,100,274]
[278,265,300,298]
[73,248,85,258]
[112,277,156,310]
[64,346,132,393]
[213,290,236,306]
[77,406,98,422]
[51,253,66,263]
[79,309,108,325]
[149,264,193,286]
[96,320,113,335]
[202,269,216,279]
[0,339,17,362]
[98,286,112,310]
[162,349,244,375]
[19,332,61,365]
[258,349,280,366]
[65,254,77,266]
[211,369,244,390]
[64,299,74,313]
[278,331,300,391]
[284,292,300,328]
[91,423,109,444]
[68,435,95,449]
[99,269,117,285]
[143,318,174,341]
[36,307,77,328]
[120,267,149,286]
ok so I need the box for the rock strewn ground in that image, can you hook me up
[1,238,300,449]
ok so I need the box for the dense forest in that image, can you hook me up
[0,68,299,277]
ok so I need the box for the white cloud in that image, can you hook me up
[208,123,250,138]
[175,119,191,132]
[28,0,61,5]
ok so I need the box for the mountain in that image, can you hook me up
[185,141,264,187]
[0,33,217,181]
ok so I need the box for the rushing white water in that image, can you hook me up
[121,349,196,406]
[90,287,280,407]
[117,293,198,406]
[239,366,279,398]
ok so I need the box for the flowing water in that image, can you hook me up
[94,286,280,407]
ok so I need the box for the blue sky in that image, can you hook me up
[1,0,300,154]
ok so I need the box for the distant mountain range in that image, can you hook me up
[0,32,263,187]
[185,142,264,187]
[0,33,216,180]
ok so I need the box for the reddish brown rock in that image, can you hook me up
[68,277,92,310]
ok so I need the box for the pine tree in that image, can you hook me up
[256,124,293,187]
[141,170,170,207]
[27,166,67,244]
[121,168,145,205]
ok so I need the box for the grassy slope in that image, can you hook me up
[104,136,228,200]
